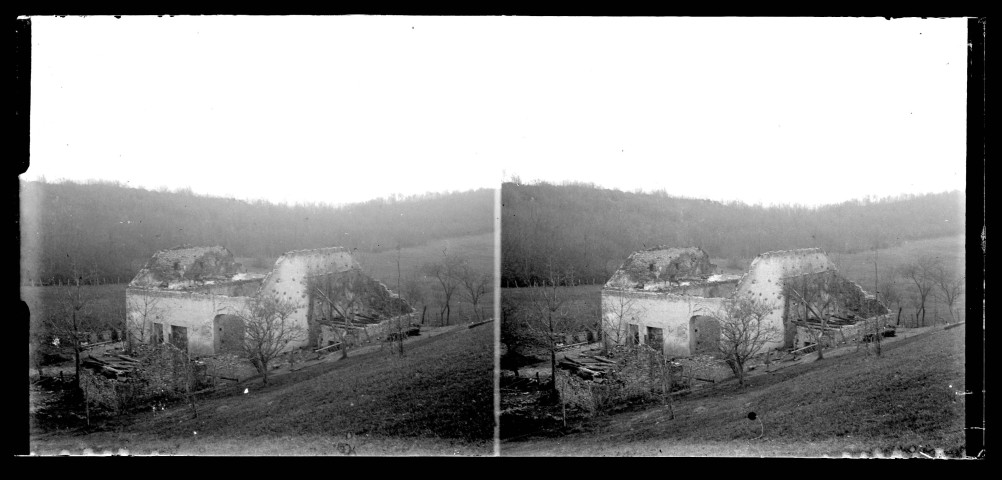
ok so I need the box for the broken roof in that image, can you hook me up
[605,246,717,289]
[130,245,241,288]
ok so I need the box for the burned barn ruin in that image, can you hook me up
[125,245,413,358]
[601,246,887,357]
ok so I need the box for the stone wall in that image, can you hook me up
[794,315,889,349]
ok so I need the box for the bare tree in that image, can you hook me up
[525,263,573,391]
[43,274,93,392]
[900,255,940,327]
[878,278,903,326]
[459,261,491,322]
[423,252,463,325]
[600,293,643,355]
[402,275,427,325]
[932,264,964,323]
[307,267,366,360]
[239,295,304,385]
[784,271,843,360]
[500,293,542,378]
[705,296,780,387]
[125,289,164,351]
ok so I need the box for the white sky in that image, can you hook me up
[26,16,968,207]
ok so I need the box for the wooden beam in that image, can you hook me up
[555,341,588,351]
[313,342,342,353]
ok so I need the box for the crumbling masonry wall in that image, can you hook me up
[601,247,841,357]
[131,246,242,289]
[605,246,716,289]
[257,247,357,351]
[734,248,835,351]
[128,245,412,357]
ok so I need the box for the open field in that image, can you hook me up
[22,283,126,333]
[30,322,495,455]
[834,235,966,325]
[502,323,967,457]
[502,284,601,331]
[356,232,495,324]
[355,232,494,285]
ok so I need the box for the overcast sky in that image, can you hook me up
[26,16,968,207]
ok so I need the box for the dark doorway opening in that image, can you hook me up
[689,315,720,354]
[213,314,245,354]
[646,326,664,353]
[170,325,189,353]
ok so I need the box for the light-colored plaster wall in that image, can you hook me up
[601,289,724,357]
[125,288,250,357]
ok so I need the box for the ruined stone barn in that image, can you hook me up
[125,245,413,357]
[600,246,887,357]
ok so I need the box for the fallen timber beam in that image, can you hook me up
[80,340,115,350]
[321,322,366,330]
[562,356,585,366]
[555,341,589,351]
[313,342,343,353]
[101,365,127,375]
[469,319,493,329]
[587,355,617,365]
[792,322,844,332]
[558,360,602,379]
[789,344,818,355]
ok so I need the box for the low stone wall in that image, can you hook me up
[794,315,889,349]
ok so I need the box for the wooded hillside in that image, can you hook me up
[501,181,964,286]
[20,180,494,284]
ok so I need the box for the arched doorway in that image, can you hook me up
[689,315,720,355]
[213,314,245,354]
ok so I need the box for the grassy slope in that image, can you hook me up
[30,323,495,455]
[503,324,966,457]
